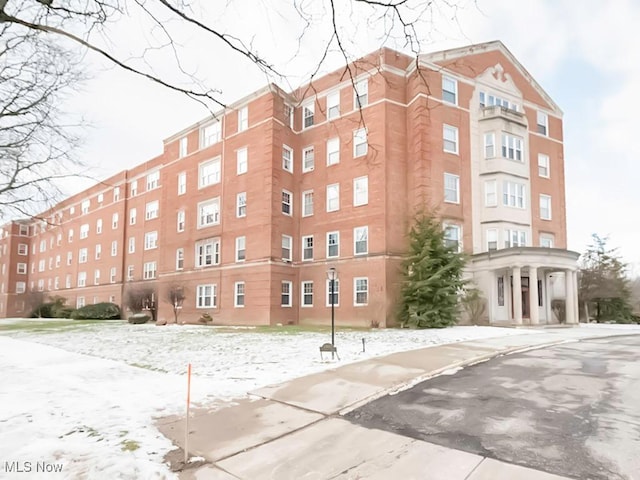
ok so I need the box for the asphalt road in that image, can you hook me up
[345,335,640,480]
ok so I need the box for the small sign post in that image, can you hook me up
[184,363,192,464]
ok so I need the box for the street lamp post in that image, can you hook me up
[327,267,337,359]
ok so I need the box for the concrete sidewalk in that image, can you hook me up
[157,327,640,480]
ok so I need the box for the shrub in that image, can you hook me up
[128,313,150,324]
[30,296,70,318]
[71,302,121,320]
[198,313,213,324]
[53,306,75,319]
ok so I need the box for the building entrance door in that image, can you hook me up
[511,276,530,319]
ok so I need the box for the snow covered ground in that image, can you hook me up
[0,320,622,479]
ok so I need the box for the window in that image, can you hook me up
[354,78,368,108]
[443,125,459,154]
[81,200,90,215]
[503,181,526,209]
[235,282,245,307]
[302,235,313,261]
[178,172,187,195]
[129,208,136,226]
[303,103,314,129]
[56,234,62,246]
[197,284,217,308]
[303,146,315,172]
[200,158,221,187]
[39,239,46,252]
[179,137,188,157]
[505,229,527,248]
[55,255,61,267]
[177,210,185,232]
[282,190,292,216]
[353,128,367,157]
[94,269,100,285]
[537,111,548,136]
[16,282,26,294]
[144,231,158,250]
[19,224,29,236]
[444,224,461,252]
[76,297,85,308]
[78,248,88,263]
[538,154,550,178]
[38,259,45,272]
[354,226,368,255]
[282,235,292,261]
[79,224,89,239]
[497,276,505,306]
[238,106,248,132]
[145,200,159,220]
[143,262,157,280]
[68,229,74,242]
[442,76,457,105]
[196,238,220,267]
[302,191,314,217]
[95,244,101,260]
[237,148,248,175]
[327,138,340,165]
[130,180,138,197]
[112,213,118,229]
[487,229,498,251]
[302,281,313,307]
[17,263,27,274]
[198,198,220,227]
[128,237,135,254]
[111,240,118,256]
[540,234,554,248]
[354,277,368,306]
[127,266,134,281]
[18,244,27,255]
[284,103,294,128]
[501,134,523,161]
[96,219,102,234]
[326,278,339,306]
[67,252,72,266]
[54,277,59,290]
[235,236,246,262]
[326,184,339,212]
[484,133,495,158]
[282,145,293,173]
[485,180,497,207]
[65,275,71,288]
[480,91,519,111]
[540,194,552,220]
[327,91,340,119]
[236,193,247,218]
[176,248,184,270]
[78,271,87,287]
[281,281,292,307]
[444,173,460,204]
[113,187,120,202]
[201,122,221,147]
[327,231,339,258]
[147,171,160,190]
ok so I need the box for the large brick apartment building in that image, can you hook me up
[0,41,580,326]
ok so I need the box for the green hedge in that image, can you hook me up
[70,302,122,320]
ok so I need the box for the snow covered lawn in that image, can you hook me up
[0,320,537,479]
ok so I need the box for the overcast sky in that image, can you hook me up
[61,0,640,272]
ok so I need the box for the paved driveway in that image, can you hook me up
[345,335,640,480]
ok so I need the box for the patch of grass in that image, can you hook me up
[248,325,372,334]
[0,318,124,333]
[121,439,140,452]
[129,362,167,373]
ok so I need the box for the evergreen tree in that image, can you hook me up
[400,212,467,328]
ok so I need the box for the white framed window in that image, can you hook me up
[537,111,548,136]
[503,181,526,209]
[235,236,246,262]
[302,190,314,217]
[55,254,61,267]
[444,173,460,204]
[234,281,245,307]
[65,275,71,288]
[143,261,157,280]
[78,248,88,264]
[145,200,159,220]
[201,121,221,147]
[178,172,187,195]
[354,277,369,306]
[80,224,89,239]
[282,145,293,173]
[19,224,29,236]
[326,278,339,306]
[197,284,217,308]
[110,266,117,282]
[17,263,27,274]
[18,243,28,255]
[301,281,313,307]
[282,235,292,261]
[177,210,185,232]
[354,78,368,108]
[353,176,369,207]
[179,137,188,158]
[95,244,101,260]
[129,208,136,226]
[485,180,497,207]
[128,237,135,254]
[81,200,90,215]
[39,239,46,253]
[16,281,26,294]
[113,186,120,202]
[68,229,74,243]
[76,296,85,308]
[303,146,315,172]
[146,170,160,191]
[237,192,247,218]
[444,224,461,252]
[281,281,292,307]
[484,132,495,158]
[54,277,59,290]
[96,219,102,234]
[442,75,457,105]
[67,251,72,266]
[501,134,523,161]
[237,148,248,175]
[538,154,550,178]
[327,231,339,258]
[130,180,138,197]
[94,269,100,286]
[111,240,118,256]
[303,102,314,129]
[127,265,134,281]
[200,158,221,187]
[353,128,367,157]
[354,226,368,255]
[480,91,519,111]
[78,271,87,288]
[284,103,294,128]
[327,91,340,119]
[540,234,554,248]
[487,229,498,251]
[112,213,118,229]
[327,137,340,165]
[198,198,220,227]
[302,235,313,261]
[443,125,459,154]
[238,106,248,132]
[540,194,552,220]
[196,238,220,267]
[144,231,158,250]
[505,229,527,248]
[38,259,45,272]
[56,234,62,246]
[326,184,339,212]
[176,248,184,270]
[281,190,293,216]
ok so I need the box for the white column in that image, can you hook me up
[529,266,539,325]
[572,270,580,323]
[565,270,577,324]
[513,266,522,325]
